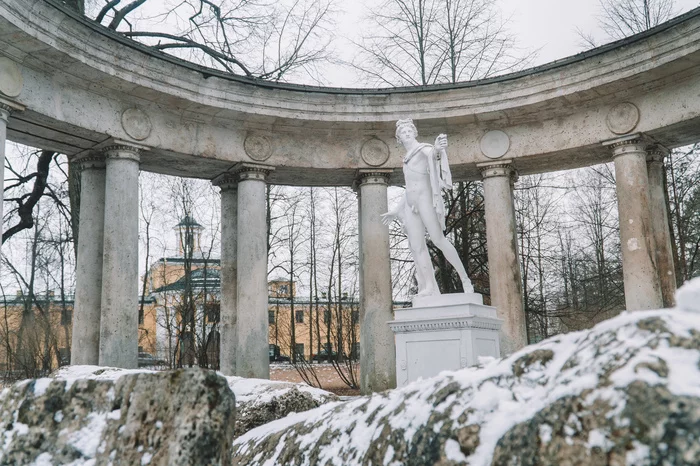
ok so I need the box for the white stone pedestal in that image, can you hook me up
[388,293,502,388]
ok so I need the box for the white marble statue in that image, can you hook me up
[381,119,474,297]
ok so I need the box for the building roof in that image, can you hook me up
[152,267,220,293]
[176,215,203,229]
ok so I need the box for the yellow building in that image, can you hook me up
[0,291,157,377]
[143,216,410,368]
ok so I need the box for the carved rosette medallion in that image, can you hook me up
[0,58,23,98]
[361,137,390,166]
[244,134,273,161]
[480,130,510,159]
[121,108,152,141]
[606,102,640,135]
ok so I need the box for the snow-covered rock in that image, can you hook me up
[0,367,235,465]
[52,365,338,438]
[224,376,338,436]
[231,308,700,465]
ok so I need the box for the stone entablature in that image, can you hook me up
[2,0,700,184]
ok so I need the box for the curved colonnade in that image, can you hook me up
[1,0,699,392]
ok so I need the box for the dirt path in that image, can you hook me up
[270,363,361,396]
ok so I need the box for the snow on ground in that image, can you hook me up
[231,280,700,465]
[52,364,335,407]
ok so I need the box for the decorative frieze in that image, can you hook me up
[606,102,640,135]
[360,137,390,167]
[121,108,152,141]
[243,133,273,162]
[0,58,23,98]
[388,316,502,334]
[480,130,510,159]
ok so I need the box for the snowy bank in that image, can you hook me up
[53,365,338,437]
[0,368,234,465]
[231,282,700,465]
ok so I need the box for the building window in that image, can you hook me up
[268,310,275,324]
[295,310,304,323]
[295,343,305,360]
[279,284,289,296]
[351,310,359,324]
[60,308,72,326]
[323,310,331,325]
[138,307,144,325]
[206,303,220,323]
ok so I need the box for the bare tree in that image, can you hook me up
[87,0,338,82]
[667,144,700,283]
[578,0,675,48]
[353,0,531,86]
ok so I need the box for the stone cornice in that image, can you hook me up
[388,316,502,333]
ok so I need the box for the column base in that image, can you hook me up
[388,293,502,388]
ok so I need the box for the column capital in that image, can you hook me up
[602,133,651,157]
[212,172,238,191]
[0,103,11,122]
[102,140,148,163]
[71,153,106,170]
[646,144,670,164]
[477,160,517,181]
[355,169,392,187]
[0,97,25,122]
[231,162,274,182]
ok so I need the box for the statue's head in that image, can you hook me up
[395,119,418,145]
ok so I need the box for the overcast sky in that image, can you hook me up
[327,0,700,86]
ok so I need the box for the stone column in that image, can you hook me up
[479,161,526,355]
[647,146,676,307]
[99,143,142,368]
[0,104,10,227]
[235,164,273,379]
[604,135,663,310]
[356,169,395,394]
[71,155,106,365]
[213,173,238,376]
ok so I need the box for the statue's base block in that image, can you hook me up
[388,293,502,388]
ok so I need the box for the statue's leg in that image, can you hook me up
[403,205,438,296]
[417,196,474,293]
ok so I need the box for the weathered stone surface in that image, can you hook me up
[51,366,338,440]
[235,386,332,437]
[493,381,700,466]
[0,368,235,465]
[231,306,700,465]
